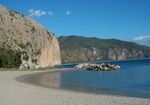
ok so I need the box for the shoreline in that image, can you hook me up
[16,68,73,89]
[62,57,150,65]
[0,69,150,105]
[16,68,150,99]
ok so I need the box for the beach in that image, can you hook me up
[0,69,150,105]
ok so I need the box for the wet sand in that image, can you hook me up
[0,69,150,105]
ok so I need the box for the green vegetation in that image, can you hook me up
[22,54,29,61]
[9,10,15,17]
[26,42,32,47]
[34,49,41,56]
[31,59,37,64]
[18,42,32,49]
[9,10,24,17]
[59,36,147,49]
[0,48,22,68]
[31,27,36,33]
[58,36,150,64]
[18,43,26,49]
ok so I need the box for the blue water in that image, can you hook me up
[58,59,150,98]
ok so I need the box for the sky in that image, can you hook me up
[1,0,150,45]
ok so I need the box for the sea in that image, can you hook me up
[42,58,150,98]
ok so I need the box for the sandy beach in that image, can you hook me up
[0,69,150,105]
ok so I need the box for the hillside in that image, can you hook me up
[58,36,150,63]
[0,5,61,69]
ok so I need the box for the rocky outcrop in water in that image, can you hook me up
[59,36,150,63]
[75,63,120,71]
[0,5,61,69]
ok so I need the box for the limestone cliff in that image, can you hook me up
[0,5,61,69]
[58,36,150,63]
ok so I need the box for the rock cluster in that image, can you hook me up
[75,63,120,71]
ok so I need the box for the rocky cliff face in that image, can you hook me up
[59,36,150,63]
[0,5,61,69]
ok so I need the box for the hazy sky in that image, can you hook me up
[1,0,150,45]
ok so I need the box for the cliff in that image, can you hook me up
[58,36,150,64]
[0,5,61,69]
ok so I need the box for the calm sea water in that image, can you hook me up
[57,59,150,98]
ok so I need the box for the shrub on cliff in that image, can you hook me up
[0,48,22,68]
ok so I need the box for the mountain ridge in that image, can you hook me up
[58,36,150,64]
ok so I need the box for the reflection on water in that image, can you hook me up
[40,59,150,98]
[40,72,61,88]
